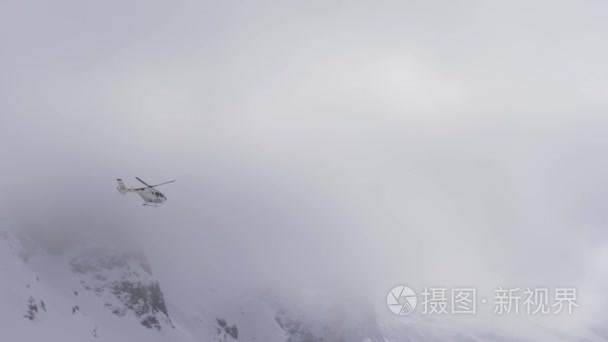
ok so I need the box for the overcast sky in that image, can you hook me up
[2,0,608,337]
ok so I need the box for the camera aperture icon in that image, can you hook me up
[387,286,417,315]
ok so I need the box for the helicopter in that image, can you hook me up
[116,177,175,206]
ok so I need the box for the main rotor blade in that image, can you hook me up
[149,180,175,187]
[135,177,152,187]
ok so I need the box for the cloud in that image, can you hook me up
[2,0,608,337]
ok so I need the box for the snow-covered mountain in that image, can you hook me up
[0,221,390,342]
[0,220,600,342]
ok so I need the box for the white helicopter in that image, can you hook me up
[116,177,175,206]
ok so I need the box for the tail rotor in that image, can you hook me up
[116,179,130,194]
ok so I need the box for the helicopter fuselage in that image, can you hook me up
[135,187,167,204]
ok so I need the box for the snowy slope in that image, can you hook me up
[1,220,598,342]
[0,221,385,342]
[0,222,198,342]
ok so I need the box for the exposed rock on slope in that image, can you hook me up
[70,251,172,330]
